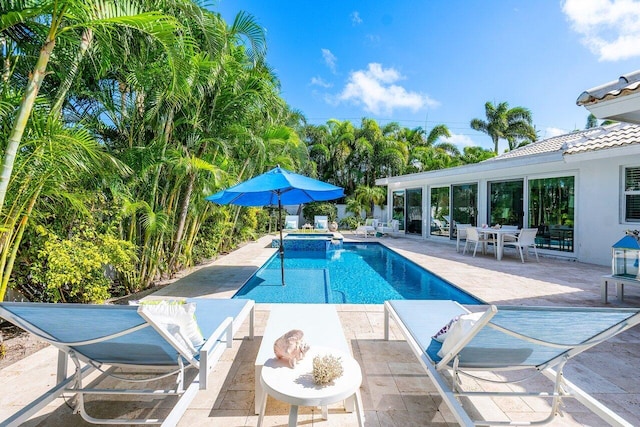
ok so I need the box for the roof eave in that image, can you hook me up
[582,91,640,124]
[375,151,565,186]
[563,143,640,162]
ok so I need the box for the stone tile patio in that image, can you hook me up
[1,233,639,426]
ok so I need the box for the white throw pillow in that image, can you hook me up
[285,220,297,229]
[138,300,205,356]
[436,311,484,359]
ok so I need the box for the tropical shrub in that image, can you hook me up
[302,202,338,223]
[28,227,137,303]
[339,216,360,230]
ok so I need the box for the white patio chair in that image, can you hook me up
[501,225,519,243]
[463,227,495,257]
[503,227,539,262]
[455,224,471,252]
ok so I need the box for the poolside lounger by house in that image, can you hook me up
[0,298,254,426]
[355,218,377,237]
[384,299,640,426]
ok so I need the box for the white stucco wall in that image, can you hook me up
[568,150,639,265]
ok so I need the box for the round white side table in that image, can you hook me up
[257,346,364,427]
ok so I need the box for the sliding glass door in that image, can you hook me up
[430,187,449,237]
[406,188,422,235]
[392,190,405,232]
[452,183,478,238]
[528,176,575,252]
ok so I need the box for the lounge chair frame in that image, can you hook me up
[384,300,638,426]
[0,298,254,426]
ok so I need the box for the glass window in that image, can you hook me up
[430,187,449,237]
[488,180,523,227]
[406,188,422,235]
[528,176,574,252]
[451,183,478,239]
[624,167,640,222]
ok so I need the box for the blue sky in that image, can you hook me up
[215,1,640,152]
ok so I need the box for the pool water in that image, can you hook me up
[233,242,481,304]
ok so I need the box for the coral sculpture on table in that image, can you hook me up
[312,354,344,385]
[273,329,309,368]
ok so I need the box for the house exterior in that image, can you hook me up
[375,121,640,266]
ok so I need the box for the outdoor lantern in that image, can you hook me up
[611,232,640,279]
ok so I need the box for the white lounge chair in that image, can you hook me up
[0,298,255,426]
[376,219,399,236]
[384,299,640,426]
[355,218,377,237]
[314,215,329,231]
[284,215,299,231]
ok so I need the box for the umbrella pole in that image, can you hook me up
[278,195,285,286]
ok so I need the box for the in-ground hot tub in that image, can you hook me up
[272,233,343,251]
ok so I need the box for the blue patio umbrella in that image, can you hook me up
[205,166,344,285]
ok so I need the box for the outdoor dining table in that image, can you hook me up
[477,227,520,261]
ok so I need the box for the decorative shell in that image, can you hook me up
[274,329,309,368]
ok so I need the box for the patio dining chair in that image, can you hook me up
[503,227,539,262]
[455,224,471,252]
[463,227,495,257]
[500,225,519,243]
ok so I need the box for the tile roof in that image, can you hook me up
[485,122,640,162]
[576,70,640,106]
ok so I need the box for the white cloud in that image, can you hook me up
[321,49,337,73]
[310,77,333,88]
[351,11,362,25]
[366,34,381,44]
[544,127,568,138]
[562,0,640,61]
[443,133,476,149]
[337,63,439,115]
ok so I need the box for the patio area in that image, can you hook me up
[2,233,639,426]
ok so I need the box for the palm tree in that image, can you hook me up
[586,113,616,129]
[354,185,386,218]
[0,0,185,216]
[470,101,536,154]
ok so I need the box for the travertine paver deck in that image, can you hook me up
[1,233,640,426]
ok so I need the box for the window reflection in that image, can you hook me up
[528,176,575,252]
[430,187,449,237]
[488,180,524,227]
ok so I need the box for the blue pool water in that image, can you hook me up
[233,242,481,304]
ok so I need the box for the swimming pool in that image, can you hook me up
[233,242,481,304]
